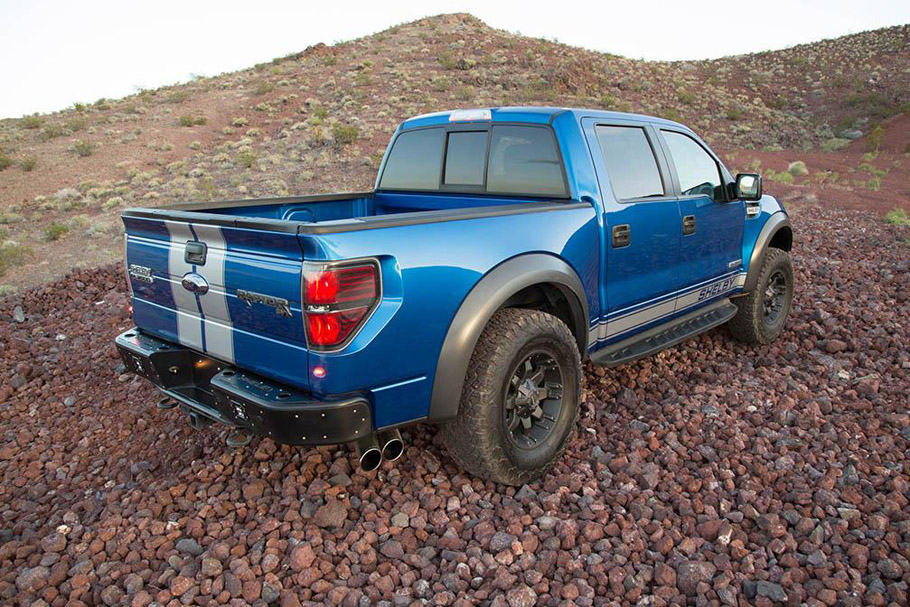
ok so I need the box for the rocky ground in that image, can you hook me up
[1,199,908,606]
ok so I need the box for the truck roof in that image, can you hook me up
[399,106,688,131]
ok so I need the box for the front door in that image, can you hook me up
[658,129,744,302]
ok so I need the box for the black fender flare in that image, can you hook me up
[427,254,589,422]
[744,212,792,292]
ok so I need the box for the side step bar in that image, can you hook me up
[592,299,738,367]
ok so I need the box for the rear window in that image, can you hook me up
[379,124,566,197]
[444,131,487,186]
[378,128,444,190]
[595,125,665,201]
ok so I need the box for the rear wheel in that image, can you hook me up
[440,308,581,485]
[728,248,794,344]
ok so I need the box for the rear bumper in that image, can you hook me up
[115,328,372,445]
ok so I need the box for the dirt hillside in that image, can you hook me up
[0,14,908,291]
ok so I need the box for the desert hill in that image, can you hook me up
[0,13,907,290]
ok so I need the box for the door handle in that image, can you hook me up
[682,215,696,235]
[184,241,207,265]
[612,224,630,248]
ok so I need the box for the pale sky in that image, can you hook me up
[1,0,908,119]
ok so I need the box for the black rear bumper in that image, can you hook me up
[115,328,372,445]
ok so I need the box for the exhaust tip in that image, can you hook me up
[359,447,383,472]
[378,429,404,462]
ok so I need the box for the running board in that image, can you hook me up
[591,299,738,367]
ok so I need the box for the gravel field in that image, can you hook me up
[1,204,908,607]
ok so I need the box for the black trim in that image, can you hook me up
[115,328,372,445]
[428,254,589,423]
[591,299,737,367]
[744,213,792,292]
[122,201,589,235]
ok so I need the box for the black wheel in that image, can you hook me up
[728,248,794,344]
[440,308,581,485]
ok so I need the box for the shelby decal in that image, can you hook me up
[698,276,736,301]
[237,289,292,317]
[128,264,154,283]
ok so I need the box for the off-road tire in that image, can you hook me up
[728,248,794,344]
[440,308,582,485]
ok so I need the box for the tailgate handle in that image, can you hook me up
[184,241,207,265]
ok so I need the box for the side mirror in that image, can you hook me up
[734,173,762,201]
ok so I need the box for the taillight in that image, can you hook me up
[303,261,379,349]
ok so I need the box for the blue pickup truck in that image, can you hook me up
[116,107,793,485]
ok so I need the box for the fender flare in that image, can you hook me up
[427,254,589,422]
[744,213,792,292]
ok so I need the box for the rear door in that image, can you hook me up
[583,119,682,343]
[657,128,745,299]
[123,214,311,390]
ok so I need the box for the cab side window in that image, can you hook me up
[661,130,723,200]
[595,125,664,201]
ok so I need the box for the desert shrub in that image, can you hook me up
[312,105,329,120]
[255,82,275,95]
[0,242,30,276]
[21,114,43,129]
[431,76,450,92]
[866,125,883,152]
[43,223,69,241]
[457,85,475,101]
[884,208,910,226]
[726,107,743,121]
[661,108,682,123]
[438,51,457,70]
[787,161,808,177]
[165,91,189,104]
[65,116,87,132]
[72,102,86,112]
[179,115,206,127]
[821,138,850,152]
[769,171,794,184]
[599,94,617,110]
[677,91,695,104]
[0,152,12,171]
[38,125,65,141]
[73,140,96,157]
[236,148,258,168]
[19,156,37,172]
[332,124,359,146]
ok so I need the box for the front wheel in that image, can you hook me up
[440,308,581,486]
[728,248,794,344]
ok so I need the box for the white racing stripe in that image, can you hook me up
[591,273,747,344]
[165,221,204,350]
[192,224,235,363]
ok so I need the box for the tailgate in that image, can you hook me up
[123,214,310,390]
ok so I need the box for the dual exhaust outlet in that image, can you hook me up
[354,429,403,471]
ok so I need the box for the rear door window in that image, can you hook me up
[379,128,445,190]
[444,131,487,186]
[594,125,665,201]
[486,126,566,197]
